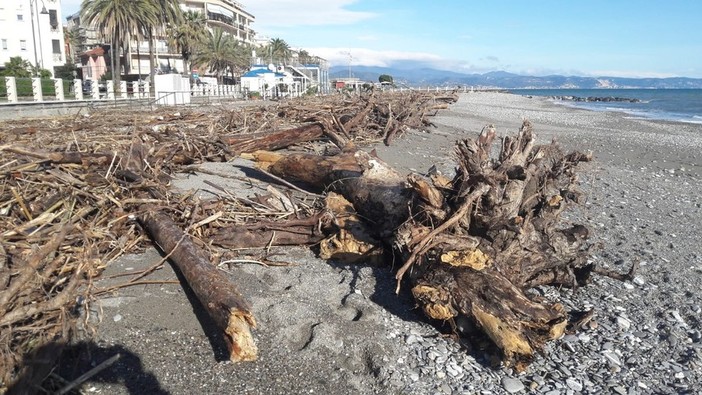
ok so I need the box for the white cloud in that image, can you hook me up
[305,47,442,68]
[240,0,376,27]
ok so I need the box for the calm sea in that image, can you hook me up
[509,89,702,124]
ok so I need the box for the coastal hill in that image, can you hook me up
[330,65,702,89]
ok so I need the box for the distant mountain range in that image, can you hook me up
[329,66,702,89]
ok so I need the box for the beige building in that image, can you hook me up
[0,0,66,76]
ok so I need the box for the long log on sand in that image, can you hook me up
[258,121,632,370]
[224,122,325,154]
[139,208,257,362]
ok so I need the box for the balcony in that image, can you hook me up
[136,45,176,55]
[207,12,234,27]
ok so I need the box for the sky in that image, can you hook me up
[61,0,702,78]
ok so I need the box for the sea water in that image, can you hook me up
[509,89,702,124]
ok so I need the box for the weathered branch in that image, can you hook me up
[139,208,257,362]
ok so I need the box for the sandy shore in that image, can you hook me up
[61,92,702,394]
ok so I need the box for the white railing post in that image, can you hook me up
[142,82,150,98]
[32,78,43,102]
[53,78,64,101]
[91,81,99,100]
[120,81,127,99]
[106,80,115,99]
[5,77,18,103]
[74,79,83,100]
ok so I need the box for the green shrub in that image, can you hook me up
[0,77,77,99]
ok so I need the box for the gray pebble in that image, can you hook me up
[502,377,524,393]
[603,351,622,366]
[612,385,627,394]
[566,378,583,392]
[616,316,632,331]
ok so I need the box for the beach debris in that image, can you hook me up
[139,209,257,362]
[0,90,456,392]
[258,120,635,370]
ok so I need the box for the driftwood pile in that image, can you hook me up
[255,121,637,371]
[0,90,631,392]
[0,91,454,391]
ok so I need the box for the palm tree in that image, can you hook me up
[64,26,83,63]
[167,10,207,79]
[81,0,157,91]
[268,38,291,65]
[191,28,237,84]
[146,0,182,95]
[228,41,253,78]
[1,57,32,78]
[297,49,312,65]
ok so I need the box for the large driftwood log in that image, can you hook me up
[224,123,325,154]
[263,149,408,238]
[261,121,615,369]
[139,208,257,362]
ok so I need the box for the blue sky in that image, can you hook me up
[61,0,702,78]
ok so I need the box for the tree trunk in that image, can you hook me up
[149,30,156,97]
[111,35,121,92]
[260,121,608,369]
[139,208,257,362]
[224,122,325,154]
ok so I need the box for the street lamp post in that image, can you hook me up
[29,0,49,75]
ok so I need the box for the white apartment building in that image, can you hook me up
[181,0,255,43]
[127,0,256,77]
[0,0,66,76]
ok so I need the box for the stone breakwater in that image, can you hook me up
[547,95,642,103]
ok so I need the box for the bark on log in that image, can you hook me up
[224,123,325,154]
[139,208,257,362]
[210,215,331,249]
[266,150,409,238]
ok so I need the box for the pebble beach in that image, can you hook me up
[66,92,702,394]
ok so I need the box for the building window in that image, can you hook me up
[20,40,27,50]
[17,14,24,21]
[49,9,58,28]
[1,39,7,50]
[52,39,61,54]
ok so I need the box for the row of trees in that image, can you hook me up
[2,1,323,87]
[71,0,323,89]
